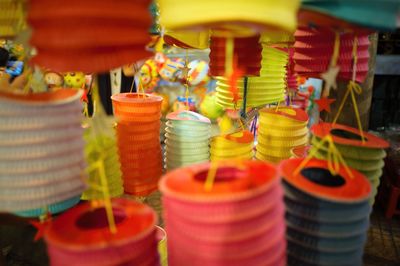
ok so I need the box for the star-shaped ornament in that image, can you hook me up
[315,97,336,113]
[30,212,52,241]
[320,65,340,98]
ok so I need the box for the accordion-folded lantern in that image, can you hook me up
[112,93,163,196]
[281,158,372,265]
[28,0,152,72]
[158,0,300,33]
[0,89,86,216]
[0,0,26,38]
[209,35,262,77]
[294,27,370,83]
[160,161,287,266]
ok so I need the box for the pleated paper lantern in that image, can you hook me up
[294,27,370,83]
[256,107,309,163]
[112,93,163,196]
[260,32,295,46]
[44,199,159,266]
[81,130,124,200]
[210,130,254,161]
[310,122,389,205]
[0,89,86,217]
[214,45,288,108]
[0,0,27,38]
[301,0,400,31]
[158,0,300,34]
[28,0,152,73]
[209,35,262,77]
[280,158,371,266]
[159,161,287,266]
[164,111,211,170]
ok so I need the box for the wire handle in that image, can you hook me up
[293,134,353,179]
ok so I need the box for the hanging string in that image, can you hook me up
[332,36,365,143]
[240,76,248,120]
[322,32,340,98]
[204,160,246,191]
[84,78,117,233]
[293,134,354,178]
[185,49,190,110]
[204,162,218,191]
[331,32,340,67]
[225,37,234,76]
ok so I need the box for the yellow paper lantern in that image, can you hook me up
[210,130,254,161]
[158,0,300,34]
[256,107,309,163]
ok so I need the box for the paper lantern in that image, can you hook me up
[310,122,389,205]
[159,161,287,266]
[294,27,370,83]
[0,89,85,216]
[0,0,26,38]
[81,133,124,200]
[28,0,152,72]
[44,199,159,266]
[301,0,400,31]
[280,158,371,266]
[209,35,262,77]
[214,46,287,108]
[111,93,163,196]
[210,130,254,161]
[163,30,210,49]
[164,111,211,170]
[256,107,309,163]
[260,32,295,46]
[158,0,300,34]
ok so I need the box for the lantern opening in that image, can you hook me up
[301,167,345,187]
[75,207,126,230]
[330,128,367,141]
[194,167,246,183]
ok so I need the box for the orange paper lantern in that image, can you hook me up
[28,0,152,72]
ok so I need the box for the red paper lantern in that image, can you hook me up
[209,35,262,77]
[28,0,152,72]
[44,199,159,266]
[293,27,370,83]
